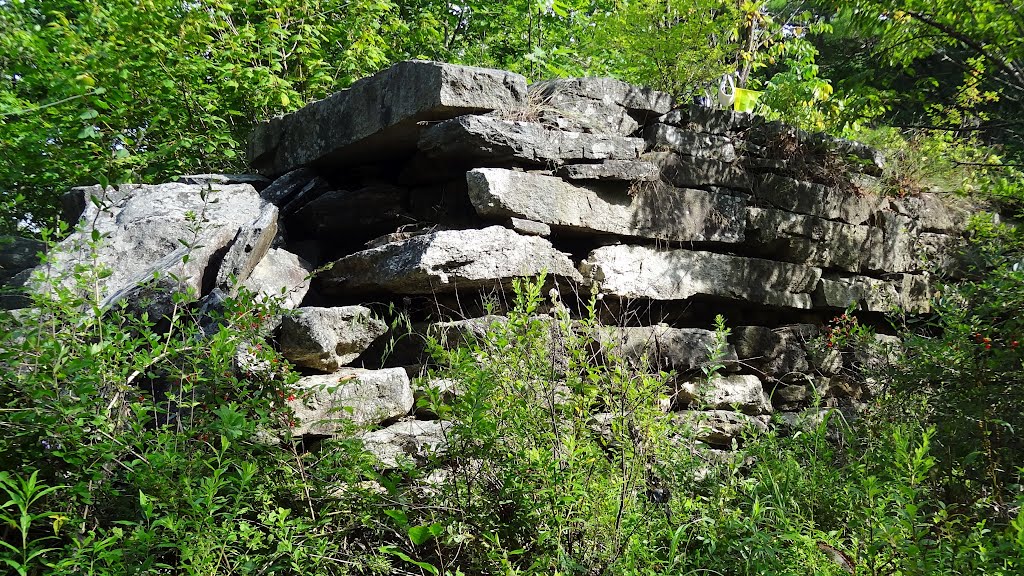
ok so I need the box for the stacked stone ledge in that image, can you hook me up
[0,60,984,461]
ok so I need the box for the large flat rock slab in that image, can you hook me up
[419,115,643,165]
[581,245,821,309]
[467,168,745,243]
[248,60,527,175]
[321,226,582,296]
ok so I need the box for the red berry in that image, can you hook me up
[985,343,992,350]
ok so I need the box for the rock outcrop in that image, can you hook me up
[2,59,983,448]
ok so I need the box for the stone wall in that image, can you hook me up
[1,60,979,459]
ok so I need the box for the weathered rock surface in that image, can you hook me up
[889,193,970,234]
[677,374,772,415]
[645,152,752,191]
[581,245,821,309]
[419,115,644,165]
[754,174,881,225]
[242,248,311,309]
[40,182,269,317]
[863,212,919,273]
[672,410,769,448]
[467,168,745,243]
[322,226,582,296]
[287,368,414,435]
[362,419,450,468]
[658,105,757,135]
[249,60,528,175]
[280,306,388,371]
[746,207,876,273]
[554,160,660,182]
[529,77,673,117]
[730,324,821,380]
[814,274,930,314]
[593,325,738,373]
[644,124,737,162]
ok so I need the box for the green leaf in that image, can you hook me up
[408,524,433,545]
[79,108,98,120]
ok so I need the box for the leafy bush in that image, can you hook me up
[2,247,1022,574]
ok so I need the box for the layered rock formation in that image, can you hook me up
[1,60,980,460]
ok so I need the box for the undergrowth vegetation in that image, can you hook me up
[1,226,1023,574]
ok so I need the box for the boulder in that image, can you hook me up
[467,168,746,243]
[593,325,738,373]
[581,245,821,309]
[753,174,882,225]
[280,306,388,371]
[554,160,660,182]
[248,60,528,175]
[672,410,769,448]
[287,368,414,435]
[37,182,269,317]
[242,248,311,310]
[644,124,737,162]
[361,419,450,468]
[676,374,772,415]
[418,115,644,165]
[746,207,875,272]
[644,151,752,191]
[321,226,582,296]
